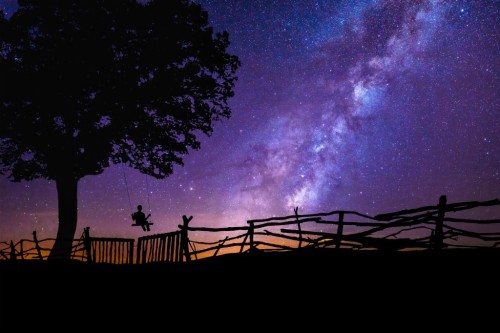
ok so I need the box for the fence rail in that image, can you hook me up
[2,195,499,263]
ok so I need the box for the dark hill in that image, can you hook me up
[1,248,499,332]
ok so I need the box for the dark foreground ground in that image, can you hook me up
[1,248,499,333]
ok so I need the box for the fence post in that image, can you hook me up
[181,215,193,262]
[19,240,24,260]
[295,207,302,249]
[434,195,446,251]
[9,241,16,261]
[83,227,93,263]
[33,231,43,260]
[335,212,344,249]
[248,222,255,253]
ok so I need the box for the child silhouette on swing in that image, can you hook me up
[132,205,151,231]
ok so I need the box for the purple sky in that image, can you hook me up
[0,0,499,241]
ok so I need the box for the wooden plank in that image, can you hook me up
[257,230,310,243]
[146,239,151,263]
[443,217,500,224]
[176,233,181,262]
[375,198,499,221]
[143,239,149,264]
[170,233,175,262]
[122,241,125,264]
[190,243,248,256]
[104,241,108,263]
[118,242,122,264]
[142,239,147,264]
[191,233,246,245]
[151,238,156,263]
[107,241,111,263]
[160,236,166,262]
[155,237,160,262]
[159,236,164,262]
[281,229,427,251]
[336,212,344,249]
[151,238,156,262]
[239,233,248,254]
[136,238,142,264]
[167,234,172,262]
[249,222,254,252]
[178,225,248,232]
[434,195,446,250]
[149,239,153,263]
[110,241,114,264]
[252,241,294,251]
[248,210,373,223]
[214,236,229,257]
[174,234,179,262]
[96,241,100,263]
[103,241,107,263]
[316,220,390,227]
[170,234,175,262]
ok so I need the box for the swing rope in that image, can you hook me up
[145,173,151,215]
[121,164,133,214]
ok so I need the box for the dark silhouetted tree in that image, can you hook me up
[0,0,240,259]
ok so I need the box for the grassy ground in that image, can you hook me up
[1,248,499,332]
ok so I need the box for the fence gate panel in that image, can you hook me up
[87,238,134,264]
[137,231,183,264]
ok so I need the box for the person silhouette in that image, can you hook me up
[131,205,151,231]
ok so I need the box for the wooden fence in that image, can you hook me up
[2,195,499,263]
[135,215,192,264]
[181,195,500,259]
[0,230,88,261]
[0,227,187,264]
[83,228,135,264]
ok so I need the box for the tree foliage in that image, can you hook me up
[0,0,240,182]
[0,0,239,258]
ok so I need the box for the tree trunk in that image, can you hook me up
[48,176,78,260]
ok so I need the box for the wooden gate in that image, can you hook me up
[136,231,183,264]
[85,237,135,264]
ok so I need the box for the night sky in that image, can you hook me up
[0,0,499,242]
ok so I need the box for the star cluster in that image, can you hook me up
[0,0,498,240]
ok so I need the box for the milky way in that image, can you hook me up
[0,0,498,240]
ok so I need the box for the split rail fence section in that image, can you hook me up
[182,196,500,259]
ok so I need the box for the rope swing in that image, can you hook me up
[122,164,154,231]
